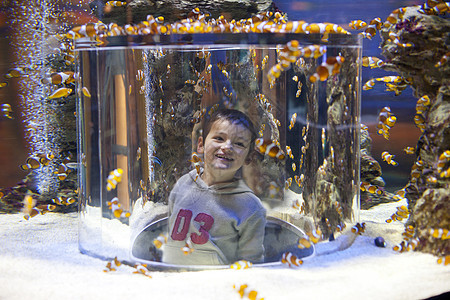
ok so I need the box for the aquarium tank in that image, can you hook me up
[75,11,362,269]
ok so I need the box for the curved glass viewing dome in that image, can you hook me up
[75,33,362,270]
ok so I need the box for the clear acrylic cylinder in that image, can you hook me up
[75,33,362,269]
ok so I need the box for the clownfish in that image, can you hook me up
[230,260,253,270]
[281,252,303,267]
[103,257,122,272]
[351,222,366,235]
[402,225,415,241]
[52,196,76,206]
[288,113,297,130]
[181,239,194,255]
[377,107,396,140]
[153,233,168,249]
[360,17,383,39]
[435,51,449,68]
[363,78,376,90]
[190,152,203,181]
[298,236,312,249]
[306,228,322,244]
[309,56,344,83]
[381,151,398,166]
[334,200,343,217]
[437,150,450,176]
[22,193,56,220]
[41,71,75,85]
[1,103,13,119]
[362,56,384,68]
[233,284,264,300]
[360,182,383,195]
[196,48,211,59]
[106,197,130,218]
[255,138,285,160]
[387,31,413,48]
[20,154,55,171]
[106,168,123,191]
[415,95,431,114]
[285,145,293,159]
[437,255,450,266]
[133,263,152,278]
[285,177,293,190]
[403,146,415,155]
[429,228,450,240]
[54,154,72,180]
[384,7,406,28]
[385,205,409,223]
[349,20,367,30]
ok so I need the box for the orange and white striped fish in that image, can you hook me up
[363,78,376,90]
[403,146,415,155]
[362,56,384,68]
[20,153,55,171]
[22,193,56,220]
[106,1,127,7]
[299,45,326,59]
[435,51,450,67]
[230,260,253,270]
[309,56,344,83]
[103,257,122,272]
[133,263,152,278]
[351,222,366,235]
[377,107,396,140]
[382,151,398,166]
[181,239,194,255]
[360,17,383,39]
[402,225,415,241]
[281,252,303,267]
[41,71,75,85]
[153,233,168,249]
[190,152,203,181]
[106,168,123,191]
[233,284,264,300]
[360,181,383,195]
[298,236,313,249]
[384,7,407,28]
[288,113,297,130]
[429,228,450,240]
[386,205,409,223]
[349,20,367,30]
[52,196,76,206]
[106,197,130,218]
[306,228,322,244]
[255,138,285,160]
[437,255,450,266]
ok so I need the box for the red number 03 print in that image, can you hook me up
[170,209,214,245]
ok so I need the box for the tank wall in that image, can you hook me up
[76,34,362,264]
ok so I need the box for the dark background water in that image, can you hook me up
[0,0,424,191]
[274,0,424,191]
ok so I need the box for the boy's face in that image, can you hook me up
[198,119,252,185]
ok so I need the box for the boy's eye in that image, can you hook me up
[235,142,245,147]
[214,136,223,141]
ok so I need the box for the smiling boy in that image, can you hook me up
[162,109,266,265]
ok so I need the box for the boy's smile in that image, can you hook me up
[198,119,252,185]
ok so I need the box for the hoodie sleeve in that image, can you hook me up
[236,197,266,263]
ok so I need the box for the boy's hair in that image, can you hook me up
[202,108,257,148]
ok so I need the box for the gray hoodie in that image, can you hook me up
[162,169,266,265]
